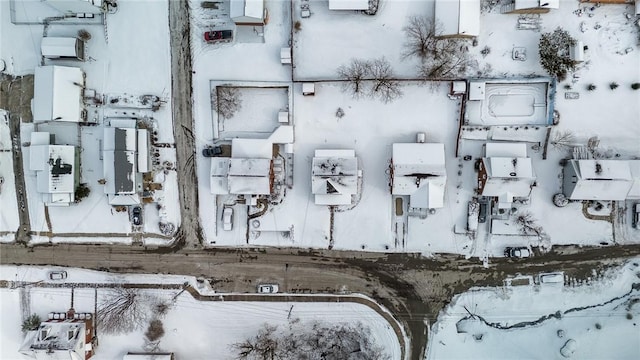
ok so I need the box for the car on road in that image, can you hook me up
[258,284,279,294]
[633,203,640,229]
[202,146,223,157]
[132,206,142,226]
[48,270,67,280]
[222,207,233,231]
[504,247,531,258]
[204,30,233,43]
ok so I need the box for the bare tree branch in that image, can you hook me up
[213,86,242,119]
[337,59,371,98]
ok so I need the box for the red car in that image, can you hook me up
[204,30,233,43]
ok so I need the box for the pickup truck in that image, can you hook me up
[204,30,233,43]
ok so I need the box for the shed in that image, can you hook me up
[230,0,265,25]
[435,0,480,38]
[41,37,85,61]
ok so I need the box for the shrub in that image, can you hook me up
[563,84,572,90]
[22,314,41,332]
[294,21,301,32]
[145,320,165,341]
[587,84,596,91]
[609,82,618,90]
[631,83,640,90]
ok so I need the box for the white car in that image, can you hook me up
[222,207,233,231]
[258,284,279,294]
[48,271,67,280]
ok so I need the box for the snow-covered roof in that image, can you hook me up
[29,132,76,205]
[566,160,635,201]
[20,320,86,358]
[515,0,559,10]
[103,127,140,198]
[628,161,640,199]
[328,0,369,11]
[210,158,230,194]
[311,149,358,205]
[392,143,447,209]
[41,37,78,58]
[481,156,535,199]
[435,0,480,37]
[230,0,264,23]
[227,158,271,195]
[485,142,528,158]
[232,139,273,159]
[33,65,84,123]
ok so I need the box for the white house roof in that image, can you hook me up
[567,160,634,201]
[227,158,271,195]
[481,157,535,199]
[485,142,528,158]
[232,138,273,159]
[29,132,76,205]
[311,149,358,205]
[328,0,369,10]
[230,0,264,22]
[123,355,173,360]
[628,161,640,199]
[516,0,559,10]
[209,158,230,194]
[435,0,480,37]
[33,65,84,123]
[392,143,447,209]
[41,37,78,57]
[21,320,86,356]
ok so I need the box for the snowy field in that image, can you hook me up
[1,0,180,243]
[0,266,401,360]
[426,258,640,359]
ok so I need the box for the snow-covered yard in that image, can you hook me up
[0,111,19,239]
[426,258,640,359]
[0,266,401,360]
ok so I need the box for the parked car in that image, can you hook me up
[204,30,233,43]
[48,270,67,280]
[202,146,223,157]
[258,284,279,294]
[633,203,640,229]
[132,206,142,226]
[222,207,233,231]
[539,272,565,285]
[504,247,531,258]
[478,202,488,223]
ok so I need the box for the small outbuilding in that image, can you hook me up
[230,0,266,25]
[41,37,85,61]
[328,0,369,11]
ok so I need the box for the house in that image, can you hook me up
[311,149,359,205]
[209,126,293,199]
[44,0,104,15]
[29,131,78,206]
[230,0,265,25]
[20,309,95,360]
[391,142,447,211]
[434,0,480,38]
[102,119,150,205]
[562,159,640,201]
[328,0,369,11]
[501,0,559,14]
[477,143,536,208]
[33,65,85,123]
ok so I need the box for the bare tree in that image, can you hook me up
[516,211,544,238]
[213,86,242,119]
[403,16,475,79]
[369,57,403,103]
[97,288,151,334]
[402,16,438,60]
[551,130,575,150]
[337,58,371,98]
[232,321,389,360]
